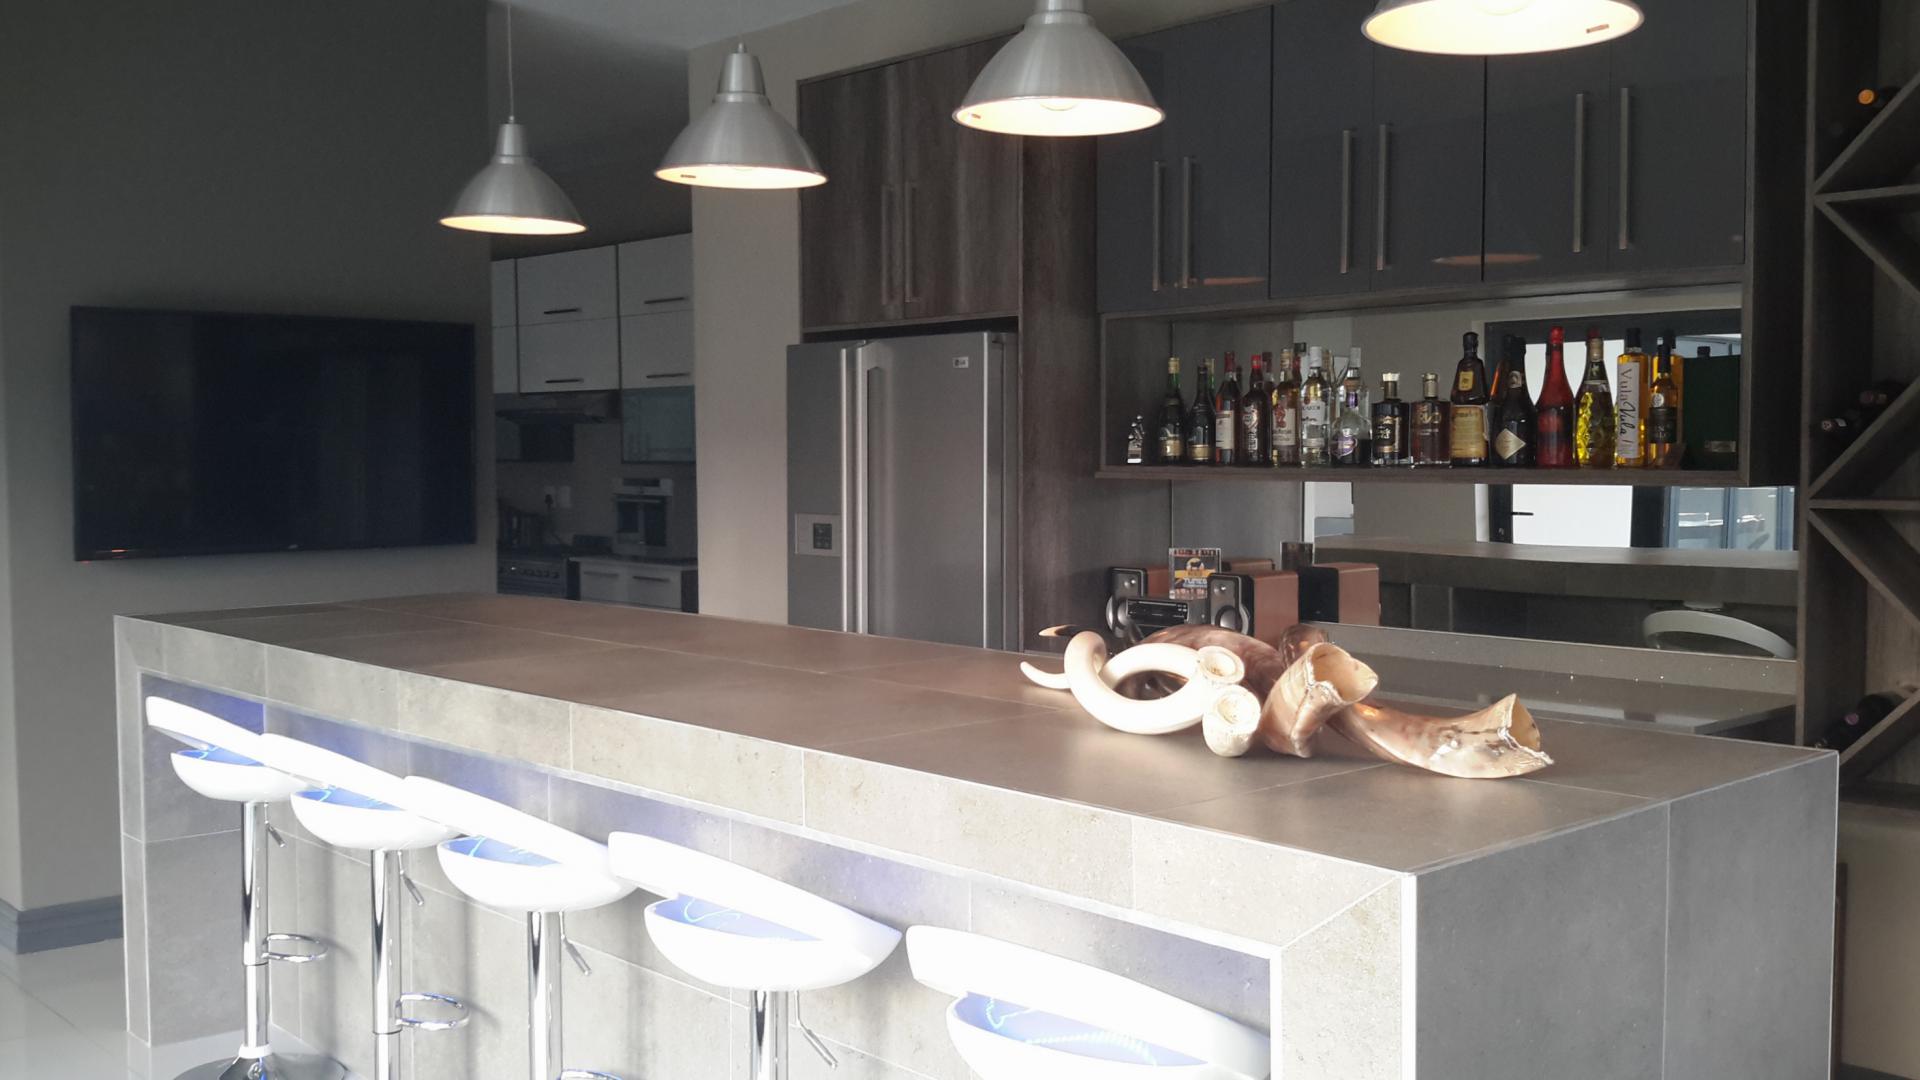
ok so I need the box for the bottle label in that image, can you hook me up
[1301,402,1328,449]
[1457,369,1476,394]
[1494,428,1526,460]
[1240,408,1264,458]
[1372,416,1402,464]
[1647,406,1679,444]
[1615,360,1643,463]
[1187,439,1212,464]
[1159,435,1183,462]
[1215,412,1236,453]
[1450,405,1486,460]
[1275,405,1298,441]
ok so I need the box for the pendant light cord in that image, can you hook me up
[505,0,517,123]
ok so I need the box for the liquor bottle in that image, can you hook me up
[1270,349,1301,467]
[1371,374,1409,466]
[1331,385,1368,465]
[1573,326,1616,468]
[1157,358,1186,465]
[1487,336,1514,440]
[1645,333,1683,468]
[1339,348,1370,462]
[1411,372,1449,467]
[1448,332,1490,467]
[1214,353,1241,466]
[1492,340,1536,468]
[1614,329,1648,468]
[1239,354,1270,467]
[1125,416,1148,465]
[1860,380,1907,409]
[1186,359,1217,465]
[1299,349,1331,467]
[1812,692,1906,752]
[1535,325,1575,468]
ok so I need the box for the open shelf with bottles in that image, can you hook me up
[1095,465,1744,487]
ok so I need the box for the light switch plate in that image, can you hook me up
[793,514,841,557]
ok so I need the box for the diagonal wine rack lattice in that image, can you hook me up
[1807,60,1920,780]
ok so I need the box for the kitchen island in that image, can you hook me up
[114,594,1836,1080]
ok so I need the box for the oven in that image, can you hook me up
[497,553,574,598]
[612,477,697,560]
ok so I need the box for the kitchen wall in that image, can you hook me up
[0,0,495,916]
[688,0,1262,624]
[497,421,695,542]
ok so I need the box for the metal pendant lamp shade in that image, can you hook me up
[658,46,825,190]
[1362,0,1643,55]
[441,121,586,235]
[955,0,1162,137]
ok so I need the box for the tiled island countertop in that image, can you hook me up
[115,594,1836,1080]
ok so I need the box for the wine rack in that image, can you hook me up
[1801,0,1920,783]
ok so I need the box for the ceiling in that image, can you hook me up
[488,0,863,169]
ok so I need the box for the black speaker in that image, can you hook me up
[1106,567,1150,639]
[1208,573,1252,634]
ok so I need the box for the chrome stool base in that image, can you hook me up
[173,1051,347,1080]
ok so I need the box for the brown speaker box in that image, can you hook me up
[1207,570,1301,646]
[1297,562,1381,625]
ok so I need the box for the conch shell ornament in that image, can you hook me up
[1023,624,1552,779]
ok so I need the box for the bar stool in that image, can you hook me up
[397,776,634,1080]
[254,735,471,1080]
[605,831,902,1080]
[905,926,1270,1079]
[144,698,342,1080]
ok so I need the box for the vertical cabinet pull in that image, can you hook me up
[879,185,895,306]
[1339,129,1355,275]
[1617,86,1632,252]
[903,182,919,304]
[1572,92,1587,254]
[1180,155,1195,289]
[1150,159,1165,293]
[1374,124,1390,273]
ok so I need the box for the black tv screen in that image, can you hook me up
[71,306,476,560]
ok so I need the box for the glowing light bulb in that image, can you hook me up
[1475,0,1537,14]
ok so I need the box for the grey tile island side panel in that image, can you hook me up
[1279,878,1407,1080]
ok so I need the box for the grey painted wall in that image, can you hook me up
[686,0,1266,624]
[0,0,497,911]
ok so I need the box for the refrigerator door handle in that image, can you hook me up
[852,346,881,635]
[838,349,853,633]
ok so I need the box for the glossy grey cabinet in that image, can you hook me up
[1609,0,1748,274]
[1270,0,1376,298]
[1484,46,1612,282]
[1097,6,1272,312]
[1370,48,1485,291]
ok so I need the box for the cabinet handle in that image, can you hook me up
[879,184,895,306]
[1180,155,1195,289]
[544,377,585,385]
[629,574,671,584]
[541,307,582,316]
[1572,92,1587,254]
[583,569,617,578]
[1617,86,1632,252]
[903,182,919,304]
[1150,159,1165,293]
[644,372,691,380]
[1339,129,1355,275]
[642,296,688,306]
[1375,124,1390,273]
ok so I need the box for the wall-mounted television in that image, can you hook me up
[70,306,476,560]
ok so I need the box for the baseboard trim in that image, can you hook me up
[0,894,122,954]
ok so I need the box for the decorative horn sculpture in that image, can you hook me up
[1059,631,1247,735]
[1334,697,1553,779]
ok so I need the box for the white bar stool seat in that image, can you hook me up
[607,831,902,1079]
[906,926,1270,1080]
[255,735,470,1080]
[398,776,633,1080]
[144,698,342,1080]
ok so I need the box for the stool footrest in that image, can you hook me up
[395,991,470,1032]
[264,932,328,965]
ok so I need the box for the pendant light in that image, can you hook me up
[955,0,1162,138]
[441,1,584,235]
[1362,0,1643,56]
[657,46,826,189]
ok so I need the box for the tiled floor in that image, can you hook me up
[0,940,134,1077]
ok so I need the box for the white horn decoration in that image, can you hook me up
[1202,685,1263,758]
[1060,631,1246,735]
[1021,641,1208,693]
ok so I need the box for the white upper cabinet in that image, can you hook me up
[490,262,517,327]
[518,319,620,393]
[517,247,618,325]
[618,234,693,315]
[619,311,695,388]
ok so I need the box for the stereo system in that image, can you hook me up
[1106,557,1378,646]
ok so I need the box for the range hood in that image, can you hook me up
[494,390,620,423]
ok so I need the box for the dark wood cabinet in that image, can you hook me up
[799,41,1019,331]
[1098,7,1272,312]
[1371,48,1486,290]
[1270,0,1376,298]
[799,63,901,329]
[1484,46,1613,282]
[899,38,1022,321]
[1609,0,1748,274]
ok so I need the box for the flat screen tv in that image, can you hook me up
[70,306,476,560]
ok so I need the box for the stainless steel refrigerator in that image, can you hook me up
[787,331,1019,649]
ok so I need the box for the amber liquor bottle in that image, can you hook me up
[1270,349,1301,467]
[1157,358,1186,465]
[1448,332,1490,467]
[1214,353,1241,465]
[1186,359,1216,465]
[1239,354,1271,467]
[1411,372,1449,467]
[1646,334,1683,468]
[1371,374,1410,466]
